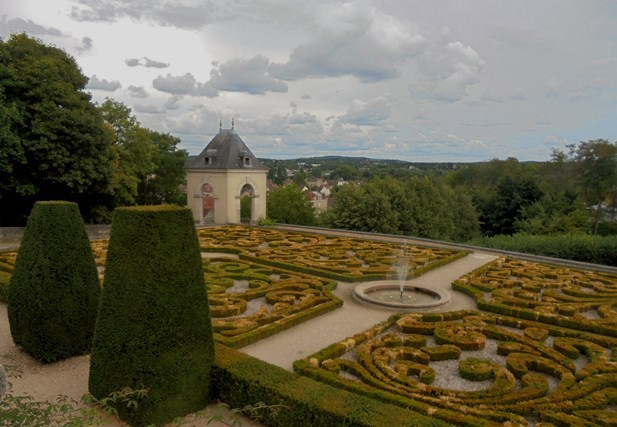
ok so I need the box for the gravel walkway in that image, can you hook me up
[242,251,498,370]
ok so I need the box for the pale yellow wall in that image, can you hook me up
[186,168,267,225]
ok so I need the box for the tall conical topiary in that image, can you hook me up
[8,201,100,362]
[88,205,215,426]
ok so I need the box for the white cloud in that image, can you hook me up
[87,75,121,91]
[4,0,616,162]
[340,96,392,126]
[152,57,287,97]
[289,112,318,125]
[269,2,425,82]
[409,41,484,103]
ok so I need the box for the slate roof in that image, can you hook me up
[188,128,267,170]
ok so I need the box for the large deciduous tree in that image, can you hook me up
[267,184,316,225]
[321,177,479,241]
[0,34,115,225]
[98,98,187,208]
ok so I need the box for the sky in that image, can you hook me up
[1,0,616,162]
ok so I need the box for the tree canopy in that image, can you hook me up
[0,33,114,225]
[321,177,480,241]
[266,184,316,226]
[0,34,188,225]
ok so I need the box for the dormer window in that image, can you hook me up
[204,157,212,165]
[244,157,251,166]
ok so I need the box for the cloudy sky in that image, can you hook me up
[2,0,616,162]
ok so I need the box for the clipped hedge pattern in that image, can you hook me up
[197,226,467,282]
[88,205,215,426]
[453,257,617,336]
[7,201,100,363]
[204,258,341,348]
[296,310,617,426]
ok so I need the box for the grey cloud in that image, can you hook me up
[143,57,170,68]
[127,85,148,98]
[301,94,311,100]
[125,57,170,68]
[133,95,183,114]
[0,16,64,37]
[269,5,425,82]
[341,96,392,126]
[76,36,93,53]
[480,88,526,103]
[289,112,317,125]
[87,75,121,91]
[202,55,288,97]
[70,0,218,29]
[153,73,197,95]
[164,95,183,110]
[125,58,140,67]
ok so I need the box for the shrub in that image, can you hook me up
[7,201,100,362]
[0,270,10,303]
[468,233,617,266]
[88,205,215,426]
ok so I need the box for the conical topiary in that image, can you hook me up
[8,201,100,362]
[88,205,215,426]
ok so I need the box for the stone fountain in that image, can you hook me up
[353,242,450,310]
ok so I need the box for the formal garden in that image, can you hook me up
[1,210,616,426]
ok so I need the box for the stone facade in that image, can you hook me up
[186,126,267,225]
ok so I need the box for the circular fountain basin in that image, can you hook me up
[354,280,450,310]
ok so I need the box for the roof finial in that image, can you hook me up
[231,118,235,130]
[219,119,222,132]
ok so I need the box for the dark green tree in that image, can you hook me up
[88,205,214,426]
[8,201,100,362]
[322,177,480,241]
[478,175,544,236]
[267,184,316,225]
[98,99,187,207]
[558,140,617,234]
[268,162,288,185]
[322,183,399,234]
[0,34,114,225]
[136,130,187,205]
[516,191,589,234]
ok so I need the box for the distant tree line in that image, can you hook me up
[269,141,617,248]
[0,34,187,226]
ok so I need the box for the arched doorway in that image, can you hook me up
[240,183,254,224]
[201,183,215,224]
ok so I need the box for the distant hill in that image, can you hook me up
[258,156,472,171]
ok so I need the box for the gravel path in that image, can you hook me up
[242,251,498,370]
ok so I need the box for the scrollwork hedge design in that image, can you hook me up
[296,310,617,426]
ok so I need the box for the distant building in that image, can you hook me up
[186,121,268,225]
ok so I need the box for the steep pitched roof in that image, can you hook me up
[188,128,267,170]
